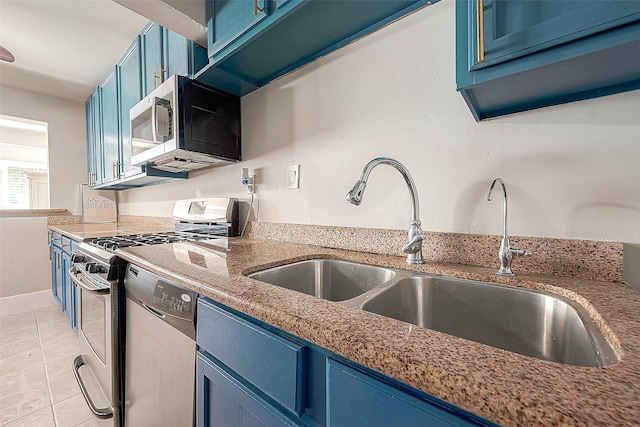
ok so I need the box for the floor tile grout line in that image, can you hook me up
[36,308,60,427]
[0,310,51,427]
[1,306,86,427]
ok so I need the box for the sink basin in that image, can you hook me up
[247,259,397,302]
[361,276,618,367]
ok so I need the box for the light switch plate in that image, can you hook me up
[287,164,299,189]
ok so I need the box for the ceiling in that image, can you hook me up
[0,0,150,102]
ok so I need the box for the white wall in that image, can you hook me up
[118,1,640,244]
[0,87,86,299]
[0,85,86,214]
[0,216,51,298]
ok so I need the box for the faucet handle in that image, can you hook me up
[402,233,423,255]
[510,247,532,257]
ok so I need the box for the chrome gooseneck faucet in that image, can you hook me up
[346,157,424,264]
[486,178,532,276]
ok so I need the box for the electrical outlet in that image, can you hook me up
[241,167,255,193]
[287,164,299,189]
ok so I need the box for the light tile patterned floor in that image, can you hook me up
[0,305,104,426]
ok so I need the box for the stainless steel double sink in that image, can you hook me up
[247,259,618,367]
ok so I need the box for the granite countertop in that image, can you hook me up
[48,222,174,241]
[114,237,640,426]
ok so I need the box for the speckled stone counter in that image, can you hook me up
[47,221,174,241]
[116,237,640,426]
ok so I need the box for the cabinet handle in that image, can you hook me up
[112,161,120,179]
[476,0,484,63]
[153,65,165,89]
[57,252,61,269]
[253,0,264,15]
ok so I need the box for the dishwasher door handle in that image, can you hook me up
[73,355,114,420]
[140,300,166,319]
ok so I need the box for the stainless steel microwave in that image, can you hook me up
[129,74,241,173]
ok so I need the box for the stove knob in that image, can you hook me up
[71,254,87,264]
[85,263,104,274]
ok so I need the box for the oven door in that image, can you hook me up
[70,268,117,424]
[130,75,178,166]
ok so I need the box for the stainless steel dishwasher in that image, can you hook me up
[123,264,197,427]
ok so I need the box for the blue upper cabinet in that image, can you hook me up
[85,89,102,187]
[99,68,121,185]
[117,37,143,177]
[141,22,208,96]
[164,28,208,82]
[477,1,640,67]
[141,22,164,95]
[456,0,640,121]
[85,21,204,190]
[208,0,271,58]
[198,0,437,96]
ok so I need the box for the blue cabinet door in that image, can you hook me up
[50,244,61,306]
[62,251,73,327]
[141,22,164,95]
[196,352,304,427]
[208,0,271,58]
[117,37,143,177]
[84,98,94,186]
[164,28,207,79]
[99,68,120,184]
[456,0,640,120]
[326,359,490,427]
[86,88,102,187]
[55,248,64,311]
[476,0,640,68]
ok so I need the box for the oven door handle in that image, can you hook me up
[69,268,111,295]
[73,355,114,419]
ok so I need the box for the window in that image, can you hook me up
[0,115,49,209]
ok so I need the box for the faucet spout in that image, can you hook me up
[346,157,423,264]
[346,180,367,205]
[486,178,532,276]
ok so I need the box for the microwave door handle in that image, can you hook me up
[151,97,159,143]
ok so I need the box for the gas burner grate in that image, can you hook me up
[86,229,229,252]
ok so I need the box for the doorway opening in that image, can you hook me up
[0,115,49,209]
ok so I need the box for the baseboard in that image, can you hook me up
[0,290,57,316]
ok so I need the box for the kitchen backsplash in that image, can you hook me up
[247,222,624,283]
[47,215,82,225]
[46,214,624,282]
[117,215,175,228]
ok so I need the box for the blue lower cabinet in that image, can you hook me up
[326,359,490,427]
[197,298,306,416]
[196,297,494,427]
[48,232,78,333]
[196,351,304,427]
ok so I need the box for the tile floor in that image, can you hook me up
[0,304,102,427]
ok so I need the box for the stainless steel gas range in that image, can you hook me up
[70,198,238,427]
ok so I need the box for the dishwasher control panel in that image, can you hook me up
[152,281,194,315]
[124,264,197,339]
